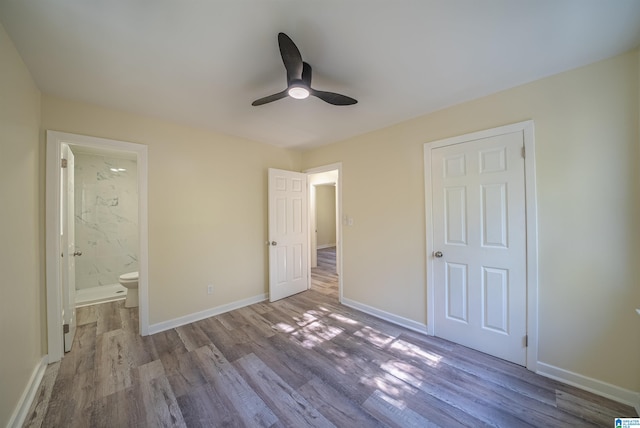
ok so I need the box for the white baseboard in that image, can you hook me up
[341,297,428,334]
[8,355,48,428]
[148,293,268,335]
[537,362,640,411]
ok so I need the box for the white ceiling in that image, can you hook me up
[2,1,639,150]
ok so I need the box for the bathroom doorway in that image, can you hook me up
[71,146,138,307]
[46,131,149,362]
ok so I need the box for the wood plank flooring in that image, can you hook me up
[24,247,637,427]
[311,247,339,299]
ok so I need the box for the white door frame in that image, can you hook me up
[304,163,343,302]
[46,131,149,362]
[424,121,539,371]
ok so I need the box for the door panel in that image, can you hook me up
[482,266,508,332]
[432,131,527,365]
[445,262,468,323]
[268,169,309,302]
[445,186,467,245]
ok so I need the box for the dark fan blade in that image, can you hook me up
[251,90,288,106]
[278,33,303,82]
[302,62,312,87]
[310,89,357,106]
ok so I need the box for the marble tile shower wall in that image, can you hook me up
[74,153,138,289]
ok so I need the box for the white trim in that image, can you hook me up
[522,122,539,372]
[7,356,48,428]
[304,163,344,304]
[46,131,150,363]
[423,120,539,371]
[342,297,429,334]
[45,135,64,362]
[148,293,267,334]
[537,362,640,410]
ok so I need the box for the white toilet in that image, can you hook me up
[119,271,139,308]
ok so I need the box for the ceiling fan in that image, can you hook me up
[252,33,357,106]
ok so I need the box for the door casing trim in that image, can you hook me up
[423,120,538,371]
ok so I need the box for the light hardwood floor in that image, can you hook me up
[24,247,637,427]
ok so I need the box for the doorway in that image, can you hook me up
[266,164,342,303]
[71,146,139,307]
[424,121,538,370]
[46,131,149,363]
[306,164,342,302]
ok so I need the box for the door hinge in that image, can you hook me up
[524,335,528,347]
[521,147,526,159]
[63,323,70,334]
[61,158,68,168]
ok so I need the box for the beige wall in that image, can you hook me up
[0,24,44,426]
[315,185,336,248]
[301,50,640,392]
[41,96,301,325]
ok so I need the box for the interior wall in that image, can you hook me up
[0,24,44,427]
[301,50,640,392]
[41,95,302,325]
[315,185,336,248]
[74,152,138,289]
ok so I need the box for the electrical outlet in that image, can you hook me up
[207,284,214,295]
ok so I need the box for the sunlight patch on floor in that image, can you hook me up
[325,346,348,359]
[291,311,319,327]
[363,371,416,399]
[315,305,333,313]
[381,360,426,390]
[292,320,344,349]
[328,312,359,325]
[390,340,443,367]
[273,322,296,333]
[376,389,408,410]
[354,326,394,348]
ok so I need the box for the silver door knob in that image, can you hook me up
[271,241,277,246]
[434,251,443,258]
[73,251,82,256]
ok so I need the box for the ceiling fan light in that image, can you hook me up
[288,86,310,99]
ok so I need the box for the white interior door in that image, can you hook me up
[268,168,309,302]
[431,131,527,365]
[61,144,77,352]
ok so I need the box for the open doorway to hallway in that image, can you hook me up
[306,164,341,302]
